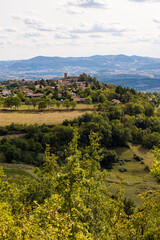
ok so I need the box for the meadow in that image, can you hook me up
[0,163,36,178]
[106,145,158,205]
[0,110,91,126]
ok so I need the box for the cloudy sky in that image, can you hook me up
[0,0,160,60]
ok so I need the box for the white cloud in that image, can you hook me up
[70,22,127,36]
[66,0,108,9]
[55,32,79,39]
[12,14,54,32]
[128,0,160,2]
[0,40,12,45]
[23,32,48,38]
[153,18,160,23]
[89,34,104,38]
[4,27,17,32]
[66,6,84,14]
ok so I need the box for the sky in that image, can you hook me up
[0,0,160,60]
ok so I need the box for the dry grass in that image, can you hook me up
[0,111,91,126]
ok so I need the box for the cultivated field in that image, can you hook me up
[0,111,91,126]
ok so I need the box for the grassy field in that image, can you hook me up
[106,145,158,205]
[0,111,91,126]
[0,163,36,178]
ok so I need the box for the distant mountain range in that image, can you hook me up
[1,54,160,92]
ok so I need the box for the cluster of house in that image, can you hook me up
[0,73,87,100]
[0,73,124,105]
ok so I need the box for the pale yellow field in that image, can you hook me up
[0,111,90,126]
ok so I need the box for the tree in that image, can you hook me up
[56,100,61,109]
[3,97,13,109]
[17,91,25,101]
[84,96,92,106]
[32,98,39,109]
[51,99,57,108]
[151,146,160,181]
[53,85,58,99]
[12,96,21,109]
[84,87,92,96]
[25,98,32,109]
[142,132,160,149]
[63,99,70,109]
[98,93,106,103]
[70,100,77,109]
[45,98,52,109]
[144,102,154,117]
[101,149,118,169]
[3,96,21,109]
[38,101,47,110]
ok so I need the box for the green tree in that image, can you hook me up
[70,100,77,109]
[98,93,106,103]
[151,146,160,181]
[84,96,92,106]
[12,96,21,109]
[25,98,32,109]
[84,87,92,96]
[17,91,25,101]
[38,101,47,110]
[63,99,70,109]
[51,99,57,108]
[3,96,21,109]
[31,98,39,109]
[45,98,52,109]
[56,100,61,109]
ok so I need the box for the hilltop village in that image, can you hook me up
[0,73,87,98]
[0,73,120,109]
[1,73,92,98]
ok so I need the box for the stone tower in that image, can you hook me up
[64,73,67,79]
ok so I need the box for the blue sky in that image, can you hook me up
[0,0,160,60]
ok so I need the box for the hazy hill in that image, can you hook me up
[1,54,160,91]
